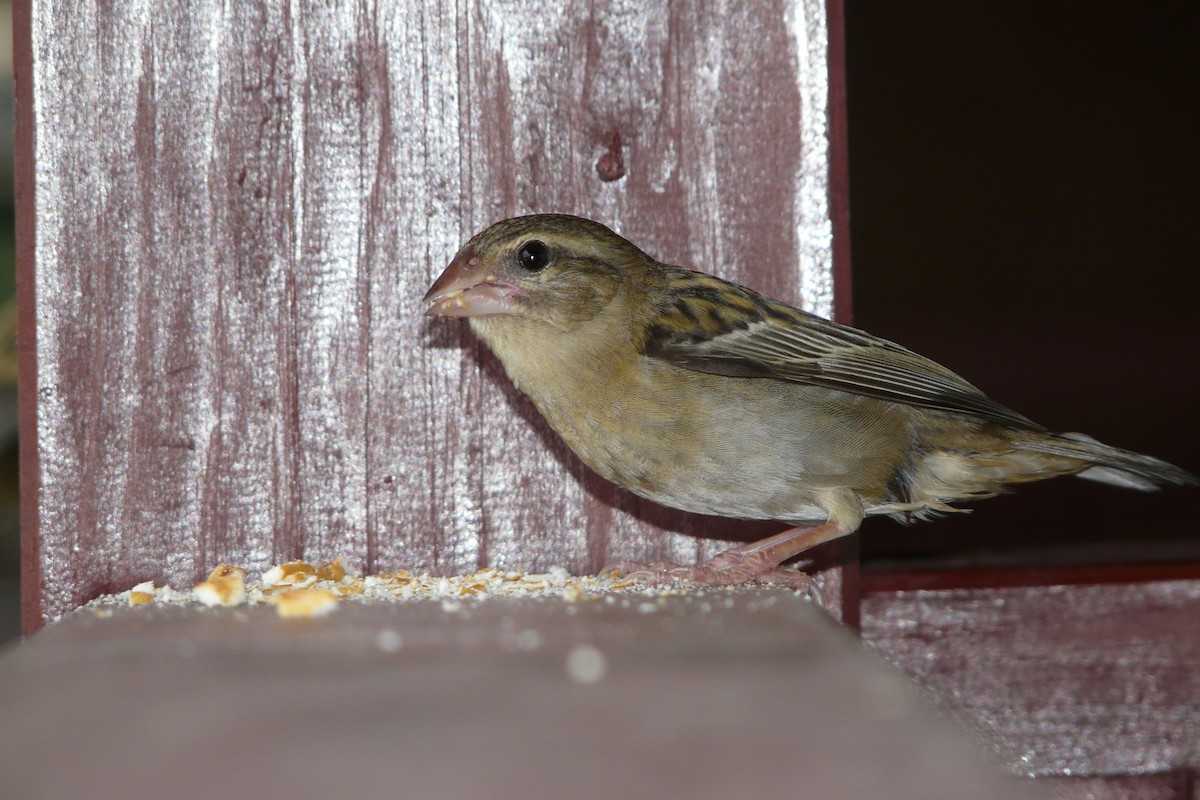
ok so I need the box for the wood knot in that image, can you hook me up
[595,131,625,182]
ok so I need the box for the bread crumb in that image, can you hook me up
[129,591,154,606]
[86,559,739,616]
[316,557,348,583]
[273,588,338,619]
[193,564,247,607]
[128,580,155,606]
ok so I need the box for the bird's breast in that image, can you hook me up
[476,316,908,521]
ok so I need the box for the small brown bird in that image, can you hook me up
[424,214,1195,587]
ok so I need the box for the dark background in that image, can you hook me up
[1,1,1196,640]
[845,2,1199,567]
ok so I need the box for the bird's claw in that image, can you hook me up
[601,558,824,606]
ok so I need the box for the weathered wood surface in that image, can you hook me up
[19,0,848,627]
[862,577,1200,780]
[0,590,1034,800]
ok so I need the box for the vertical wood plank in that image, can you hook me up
[863,579,1200,778]
[22,0,848,626]
[14,0,41,632]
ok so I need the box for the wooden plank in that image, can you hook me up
[0,590,1034,799]
[13,0,40,635]
[862,578,1200,778]
[20,0,849,627]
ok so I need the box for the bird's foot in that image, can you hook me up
[601,521,850,605]
[602,552,823,605]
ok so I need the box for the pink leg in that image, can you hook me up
[603,521,847,595]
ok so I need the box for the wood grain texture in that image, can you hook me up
[863,579,1200,779]
[21,0,847,626]
[0,594,1036,800]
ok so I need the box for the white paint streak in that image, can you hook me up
[790,0,834,318]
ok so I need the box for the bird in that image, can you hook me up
[423,214,1196,587]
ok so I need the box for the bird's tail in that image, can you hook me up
[1016,432,1197,491]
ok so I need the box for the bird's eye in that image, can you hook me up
[517,240,550,272]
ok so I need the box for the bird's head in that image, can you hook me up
[423,214,651,329]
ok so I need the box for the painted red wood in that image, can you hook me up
[1039,773,1192,800]
[863,576,1200,779]
[863,561,1200,593]
[17,0,850,627]
[0,592,1035,800]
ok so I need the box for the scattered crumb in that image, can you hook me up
[129,580,155,606]
[208,564,247,581]
[192,564,247,607]
[272,588,339,619]
[83,558,798,617]
[263,557,349,589]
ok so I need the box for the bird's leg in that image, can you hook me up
[604,521,847,598]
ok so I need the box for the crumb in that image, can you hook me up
[193,564,247,607]
[316,557,348,582]
[83,558,756,616]
[129,580,155,606]
[273,588,338,619]
[262,560,316,588]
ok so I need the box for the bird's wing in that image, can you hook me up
[640,272,1038,429]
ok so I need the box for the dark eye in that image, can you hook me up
[517,240,550,272]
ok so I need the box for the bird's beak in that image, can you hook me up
[422,248,522,318]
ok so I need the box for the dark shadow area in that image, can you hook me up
[844,1,1199,567]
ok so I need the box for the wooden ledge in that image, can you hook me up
[0,589,1031,799]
